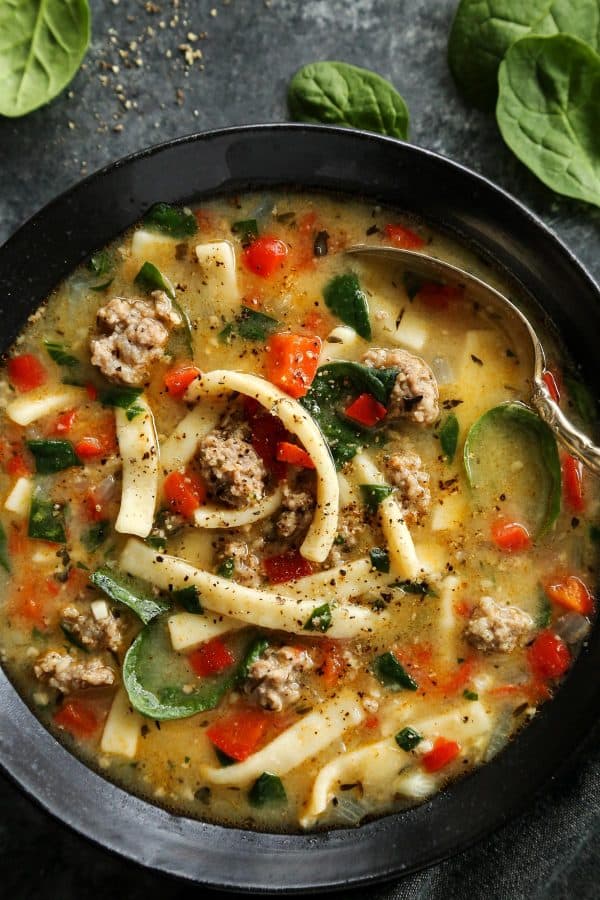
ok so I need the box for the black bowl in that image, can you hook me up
[1,124,599,893]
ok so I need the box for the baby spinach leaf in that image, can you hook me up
[90,566,170,624]
[134,261,176,300]
[28,492,66,543]
[440,413,459,462]
[395,726,422,751]
[497,35,600,207]
[0,0,90,117]
[219,307,279,343]
[360,484,394,514]
[373,651,418,691]
[303,602,333,633]
[44,341,79,368]
[143,202,197,238]
[288,61,409,139]
[0,522,10,572]
[27,439,81,474]
[99,385,142,410]
[248,772,287,807]
[82,520,109,553]
[369,547,390,573]
[231,219,259,246]
[323,273,372,340]
[238,636,269,682]
[173,585,203,614]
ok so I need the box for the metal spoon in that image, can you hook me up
[347,244,600,475]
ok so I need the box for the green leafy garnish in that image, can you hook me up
[369,547,390,573]
[239,636,269,682]
[393,579,438,598]
[373,651,418,691]
[172,300,194,358]
[28,492,66,543]
[217,557,235,579]
[82,520,109,553]
[219,306,279,343]
[440,413,459,462]
[27,439,81,474]
[90,566,170,624]
[134,261,176,300]
[143,202,197,238]
[463,689,479,701]
[44,341,79,367]
[303,602,333,633]
[0,522,10,572]
[173,585,203,614]
[360,484,394,514]
[323,273,371,340]
[395,726,423,751]
[288,61,409,139]
[231,219,259,246]
[99,385,143,413]
[248,772,287,808]
[88,250,113,277]
[0,0,91,118]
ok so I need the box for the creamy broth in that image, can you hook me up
[0,192,597,831]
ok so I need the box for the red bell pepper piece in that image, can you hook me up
[164,363,202,399]
[344,393,387,427]
[7,354,47,392]
[163,471,206,518]
[527,630,571,680]
[53,408,77,435]
[562,455,584,512]
[545,575,593,616]
[422,737,461,772]
[206,708,271,761]
[265,332,322,398]
[188,638,235,677]
[263,550,314,584]
[384,223,425,250]
[542,370,560,404]
[54,699,100,738]
[243,236,288,277]
[275,441,315,469]
[418,282,463,310]
[491,518,531,553]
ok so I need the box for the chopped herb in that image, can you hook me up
[82,520,109,552]
[217,557,235,579]
[125,403,144,421]
[392,579,438,598]
[173,585,203,614]
[43,341,79,367]
[439,413,459,462]
[373,651,418,691]
[231,219,259,246]
[360,484,394,514]
[134,261,176,300]
[304,602,333,633]
[145,535,167,552]
[143,202,197,238]
[90,566,170,624]
[248,772,287,807]
[463,689,479,701]
[0,522,10,572]
[395,726,423,751]
[369,547,390,573]
[27,439,81,474]
[28,493,66,543]
[313,230,329,257]
[99,386,143,412]
[323,272,371,339]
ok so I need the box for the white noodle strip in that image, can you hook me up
[353,453,419,581]
[119,539,384,639]
[115,396,159,538]
[280,557,395,602]
[4,477,33,517]
[192,487,283,529]
[160,403,223,475]
[200,690,365,786]
[100,688,143,759]
[167,612,244,651]
[6,385,86,426]
[186,370,338,563]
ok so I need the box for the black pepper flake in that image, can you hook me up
[471,354,484,366]
[366,224,379,236]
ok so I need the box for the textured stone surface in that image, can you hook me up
[1,1,599,897]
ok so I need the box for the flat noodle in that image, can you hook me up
[192,487,283,529]
[160,404,223,475]
[119,539,386,639]
[115,395,159,538]
[6,384,86,426]
[100,688,144,759]
[199,690,365,786]
[185,370,339,563]
[300,701,491,827]
[167,612,244,651]
[279,557,395,602]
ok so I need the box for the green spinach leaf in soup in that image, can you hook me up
[288,61,409,139]
[0,0,90,117]
[496,34,600,207]
[143,202,198,238]
[323,273,372,340]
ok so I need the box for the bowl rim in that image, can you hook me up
[1,122,599,894]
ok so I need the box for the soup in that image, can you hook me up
[0,192,596,831]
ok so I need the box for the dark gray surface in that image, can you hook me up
[0,1,598,897]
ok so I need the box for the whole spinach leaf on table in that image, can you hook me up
[448,0,600,111]
[288,61,409,139]
[0,0,91,118]
[496,34,600,208]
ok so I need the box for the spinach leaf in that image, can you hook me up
[440,413,459,462]
[171,300,194,358]
[99,385,143,412]
[28,492,66,543]
[134,261,176,300]
[90,566,170,624]
[238,636,269,681]
[88,250,113,278]
[463,689,479,701]
[217,557,235,579]
[219,306,279,343]
[143,202,197,238]
[0,522,10,573]
[173,585,203,614]
[463,401,561,536]
[448,0,599,111]
[395,726,422,751]
[248,772,287,807]
[303,603,333,633]
[82,520,109,553]
[27,439,81,474]
[373,651,418,691]
[393,579,438,598]
[0,0,90,117]
[288,61,409,139]
[44,341,79,367]
[496,35,600,207]
[369,547,390,573]
[360,484,394,514]
[323,273,371,340]
[231,219,259,246]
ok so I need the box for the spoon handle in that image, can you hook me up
[533,384,600,476]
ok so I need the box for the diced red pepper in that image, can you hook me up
[243,236,288,277]
[265,332,322,398]
[384,223,426,250]
[75,437,106,460]
[164,363,201,399]
[318,639,347,689]
[491,518,531,553]
[562,455,584,512]
[542,370,560,404]
[545,575,594,616]
[422,737,461,772]
[276,441,315,469]
[45,576,61,597]
[6,452,31,478]
[418,282,463,310]
[163,471,206,518]
[527,630,571,680]
[53,408,77,435]
[54,699,99,739]
[365,715,380,730]
[263,550,314,584]
[7,354,47,392]
[344,392,387,427]
[188,638,235,677]
[206,708,271,761]
[437,657,477,696]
